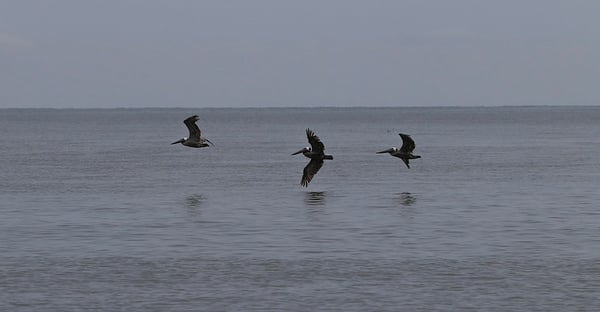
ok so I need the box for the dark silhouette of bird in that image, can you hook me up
[171,115,213,148]
[292,129,333,186]
[377,133,421,168]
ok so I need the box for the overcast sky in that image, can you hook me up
[1,0,599,108]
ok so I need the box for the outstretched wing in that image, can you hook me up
[184,115,201,141]
[301,159,324,187]
[306,128,325,154]
[401,158,410,169]
[398,133,416,154]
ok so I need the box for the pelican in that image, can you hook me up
[171,115,213,148]
[292,128,333,187]
[377,133,421,168]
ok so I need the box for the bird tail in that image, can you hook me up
[323,155,333,160]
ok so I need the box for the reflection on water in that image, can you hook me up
[185,194,206,208]
[399,192,416,206]
[304,191,327,206]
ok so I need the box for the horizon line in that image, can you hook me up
[1,104,598,110]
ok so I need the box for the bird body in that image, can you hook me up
[292,129,333,186]
[172,115,213,148]
[377,133,421,168]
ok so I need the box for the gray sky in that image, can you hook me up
[1,0,599,108]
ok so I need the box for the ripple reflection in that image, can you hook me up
[184,194,206,209]
[399,192,416,206]
[304,191,327,206]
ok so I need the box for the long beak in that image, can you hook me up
[291,149,304,155]
[171,139,183,145]
[377,148,394,154]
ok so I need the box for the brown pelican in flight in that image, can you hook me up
[292,129,333,187]
[171,115,213,148]
[377,133,421,168]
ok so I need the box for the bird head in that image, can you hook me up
[171,138,186,145]
[292,147,310,155]
[376,147,397,154]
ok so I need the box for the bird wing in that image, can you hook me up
[398,133,416,154]
[301,159,324,187]
[306,128,325,154]
[401,158,410,169]
[184,115,201,141]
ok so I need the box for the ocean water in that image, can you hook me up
[1,106,599,311]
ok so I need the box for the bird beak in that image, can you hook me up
[291,149,304,155]
[171,139,183,145]
[377,148,394,154]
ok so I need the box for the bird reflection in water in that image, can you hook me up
[304,191,327,206]
[399,192,416,206]
[185,194,206,209]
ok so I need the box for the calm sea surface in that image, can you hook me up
[1,107,599,311]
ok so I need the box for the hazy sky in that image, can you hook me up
[1,0,599,108]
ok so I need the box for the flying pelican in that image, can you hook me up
[377,133,421,168]
[292,128,333,187]
[171,115,213,148]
